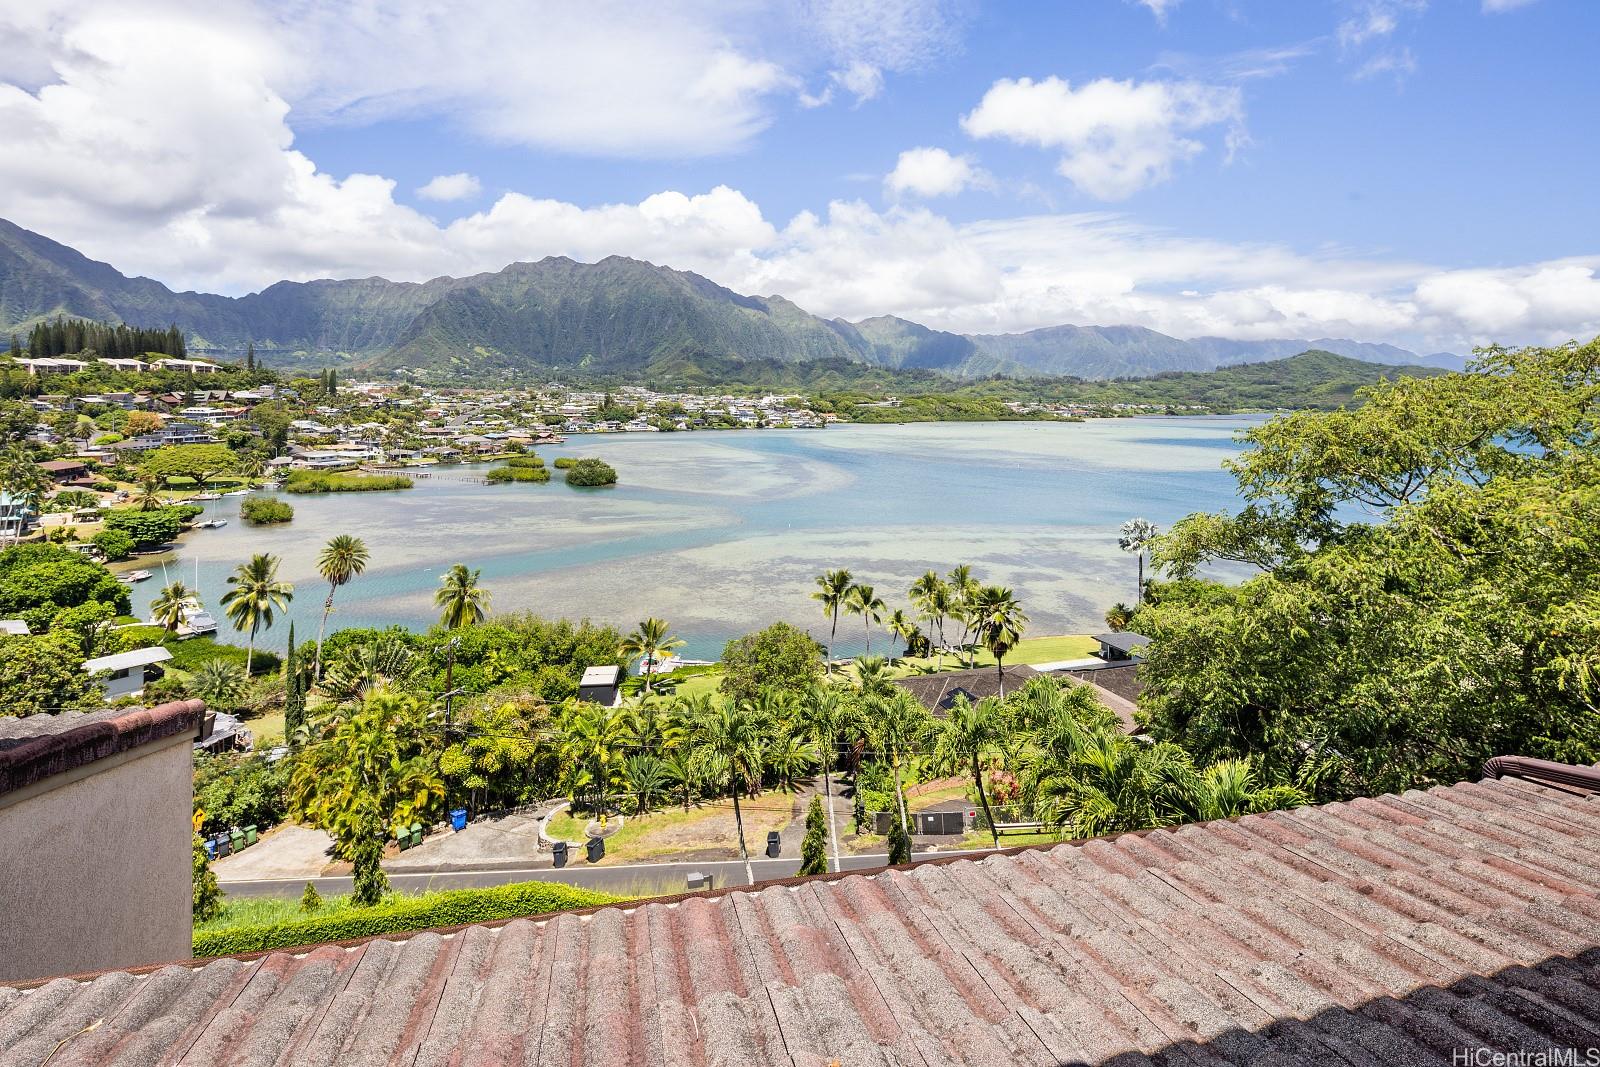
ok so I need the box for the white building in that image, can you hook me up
[84,646,173,701]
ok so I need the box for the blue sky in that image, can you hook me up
[2,0,1596,352]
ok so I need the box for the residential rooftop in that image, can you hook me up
[0,700,204,799]
[8,757,1600,1063]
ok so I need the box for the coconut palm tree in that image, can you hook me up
[435,563,490,629]
[845,582,885,654]
[1118,517,1159,604]
[314,535,370,680]
[136,476,165,511]
[620,617,685,696]
[798,685,863,873]
[946,564,980,666]
[220,553,294,674]
[970,585,1028,697]
[910,571,952,667]
[688,698,769,885]
[884,607,915,659]
[852,654,896,699]
[1104,602,1134,632]
[150,580,196,633]
[190,658,249,712]
[557,702,632,827]
[811,568,853,675]
[934,694,1006,847]
[871,688,930,832]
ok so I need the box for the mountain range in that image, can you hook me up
[0,217,1464,381]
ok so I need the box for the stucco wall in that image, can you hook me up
[0,734,192,982]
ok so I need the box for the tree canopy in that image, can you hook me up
[1133,338,1600,800]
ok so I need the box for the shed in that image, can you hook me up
[83,646,172,700]
[577,665,621,707]
[1093,631,1151,662]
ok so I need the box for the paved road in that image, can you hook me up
[220,849,992,898]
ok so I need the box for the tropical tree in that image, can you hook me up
[884,607,915,659]
[852,654,896,699]
[0,449,46,546]
[910,571,953,667]
[798,796,828,876]
[220,552,293,673]
[1170,757,1309,822]
[190,658,249,711]
[136,476,165,511]
[319,636,421,704]
[871,688,931,831]
[1104,602,1134,632]
[314,534,369,680]
[620,617,685,696]
[287,688,444,904]
[768,731,818,792]
[688,698,769,885]
[798,685,862,873]
[946,564,980,666]
[970,585,1028,697]
[811,568,853,674]
[435,563,490,629]
[557,701,632,826]
[150,580,195,633]
[933,693,1008,847]
[624,754,675,815]
[845,583,886,654]
[1118,517,1159,604]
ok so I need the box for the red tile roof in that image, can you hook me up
[7,771,1600,1064]
[0,699,204,798]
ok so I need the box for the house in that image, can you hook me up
[96,357,150,373]
[1093,630,1151,662]
[0,620,29,636]
[11,754,1600,1060]
[577,664,621,706]
[893,663,1039,714]
[14,357,89,374]
[152,358,222,374]
[83,646,173,700]
[0,699,205,983]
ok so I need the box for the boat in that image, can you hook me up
[191,492,222,501]
[258,481,281,490]
[222,489,248,497]
[195,518,227,529]
[125,569,152,582]
[146,598,219,638]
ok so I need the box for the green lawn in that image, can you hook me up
[649,634,1099,700]
[546,797,795,863]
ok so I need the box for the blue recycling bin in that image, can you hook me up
[202,838,216,860]
[450,808,468,831]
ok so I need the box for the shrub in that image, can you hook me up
[505,454,544,469]
[102,507,183,548]
[552,456,576,469]
[191,880,618,957]
[193,755,291,835]
[563,458,617,487]
[887,815,912,865]
[193,835,222,922]
[486,465,551,484]
[92,528,135,561]
[300,882,323,913]
[239,496,294,524]
[283,470,413,493]
[166,636,281,675]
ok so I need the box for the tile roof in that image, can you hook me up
[0,700,204,798]
[9,770,1600,1064]
[893,664,1040,714]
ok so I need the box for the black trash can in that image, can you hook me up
[586,836,605,863]
[765,830,781,858]
[551,841,568,868]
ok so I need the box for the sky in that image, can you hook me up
[1,0,1596,354]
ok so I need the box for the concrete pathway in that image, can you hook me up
[213,825,334,882]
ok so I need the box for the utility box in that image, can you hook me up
[586,836,605,863]
[765,831,781,858]
[915,811,966,836]
[551,841,568,868]
[686,871,713,891]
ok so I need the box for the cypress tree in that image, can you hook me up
[799,796,828,876]
[283,622,306,746]
[887,812,912,865]
[245,343,256,372]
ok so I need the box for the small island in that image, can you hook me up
[239,497,293,524]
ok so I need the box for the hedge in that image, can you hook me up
[192,880,618,957]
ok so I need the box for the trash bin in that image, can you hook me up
[244,825,258,846]
[396,830,411,850]
[450,808,468,831]
[202,838,216,861]
[551,841,569,868]
[586,836,605,863]
[765,831,781,858]
[229,828,245,852]
[409,822,424,848]
[213,832,232,858]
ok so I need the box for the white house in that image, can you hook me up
[84,646,173,701]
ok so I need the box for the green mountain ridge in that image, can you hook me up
[0,217,1465,381]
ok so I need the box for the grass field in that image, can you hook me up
[545,796,797,863]
[661,634,1099,699]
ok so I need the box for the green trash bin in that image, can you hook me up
[229,828,245,852]
[244,826,258,846]
[409,823,423,848]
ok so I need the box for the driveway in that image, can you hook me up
[213,824,334,882]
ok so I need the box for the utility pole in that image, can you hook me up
[442,636,462,730]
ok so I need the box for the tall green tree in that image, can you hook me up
[688,698,769,885]
[150,580,195,633]
[798,685,861,873]
[620,617,685,696]
[1118,518,1159,605]
[910,571,953,667]
[220,552,293,673]
[933,694,1007,847]
[845,582,886,655]
[811,568,853,674]
[970,585,1028,696]
[870,688,930,831]
[314,534,370,679]
[435,563,490,628]
[283,622,306,747]
[798,796,828,876]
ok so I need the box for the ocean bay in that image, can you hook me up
[133,416,1262,660]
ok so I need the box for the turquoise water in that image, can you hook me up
[131,417,1262,660]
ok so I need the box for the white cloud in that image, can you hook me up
[961,76,1244,200]
[1482,0,1539,11]
[1130,0,1181,23]
[884,147,984,198]
[416,173,482,202]
[1353,47,1417,82]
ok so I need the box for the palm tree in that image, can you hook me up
[852,654,896,699]
[1173,757,1309,822]
[314,535,370,680]
[970,585,1028,697]
[798,685,862,873]
[151,580,195,633]
[884,608,915,659]
[872,688,930,832]
[136,476,165,511]
[319,636,420,704]
[620,617,685,696]
[934,694,1006,847]
[1104,602,1134,632]
[688,698,769,885]
[947,564,980,666]
[811,568,853,674]
[190,658,249,711]
[845,582,885,654]
[1118,517,1159,604]
[220,553,294,674]
[558,702,632,826]
[624,754,674,815]
[435,563,490,628]
[910,571,952,667]
[768,731,818,792]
